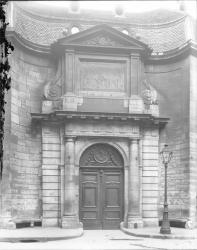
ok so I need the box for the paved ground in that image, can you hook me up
[1,230,197,250]
[121,225,197,239]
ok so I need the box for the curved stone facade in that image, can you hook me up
[1,1,197,230]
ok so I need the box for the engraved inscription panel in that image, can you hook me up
[80,60,126,92]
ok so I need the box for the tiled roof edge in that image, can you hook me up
[7,29,194,60]
[15,3,187,29]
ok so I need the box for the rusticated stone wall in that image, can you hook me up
[145,58,190,220]
[142,125,159,227]
[42,123,61,227]
[0,90,13,227]
[189,55,197,224]
[1,45,54,225]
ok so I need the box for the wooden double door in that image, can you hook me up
[79,167,124,229]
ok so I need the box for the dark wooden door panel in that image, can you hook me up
[79,170,102,229]
[102,171,123,229]
[79,168,123,229]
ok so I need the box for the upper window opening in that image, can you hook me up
[122,29,129,35]
[71,26,80,34]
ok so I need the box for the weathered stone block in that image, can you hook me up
[143,160,158,167]
[142,197,158,204]
[42,218,58,227]
[143,190,158,197]
[42,169,59,176]
[42,204,59,211]
[42,151,60,158]
[42,196,59,204]
[11,113,19,124]
[142,204,158,210]
[143,166,158,171]
[42,100,53,113]
[42,158,60,165]
[42,164,59,170]
[42,137,60,144]
[43,175,59,183]
[143,140,158,146]
[62,94,83,111]
[143,211,158,218]
[42,144,60,151]
[142,177,158,184]
[143,218,159,227]
[143,171,158,177]
[143,153,159,160]
[43,189,59,197]
[128,95,144,113]
[43,211,59,218]
[42,183,59,190]
[142,183,158,190]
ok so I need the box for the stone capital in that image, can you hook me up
[64,136,77,142]
[128,138,139,144]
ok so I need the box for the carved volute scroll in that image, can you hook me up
[80,143,124,167]
[43,61,62,101]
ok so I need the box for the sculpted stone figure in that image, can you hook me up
[142,79,158,106]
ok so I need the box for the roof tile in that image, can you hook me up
[13,3,188,52]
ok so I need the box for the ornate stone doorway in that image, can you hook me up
[79,143,124,229]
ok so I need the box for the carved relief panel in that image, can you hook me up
[76,56,129,97]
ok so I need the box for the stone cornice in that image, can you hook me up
[6,29,51,55]
[146,40,197,62]
[31,110,169,126]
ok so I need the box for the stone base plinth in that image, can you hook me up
[61,215,82,229]
[127,217,143,229]
[143,218,159,227]
[42,218,58,227]
[128,95,144,113]
[42,100,53,113]
[62,94,83,111]
[150,104,159,117]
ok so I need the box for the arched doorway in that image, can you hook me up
[79,143,124,229]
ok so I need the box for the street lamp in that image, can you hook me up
[160,144,173,234]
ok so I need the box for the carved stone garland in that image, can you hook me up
[80,144,123,166]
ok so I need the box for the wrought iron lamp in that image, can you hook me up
[160,144,173,234]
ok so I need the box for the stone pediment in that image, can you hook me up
[53,24,150,51]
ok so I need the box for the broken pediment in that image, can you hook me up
[52,24,150,52]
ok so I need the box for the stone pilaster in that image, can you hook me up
[128,54,144,113]
[61,49,83,111]
[127,139,143,228]
[61,136,81,229]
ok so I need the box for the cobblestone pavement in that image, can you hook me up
[1,230,197,250]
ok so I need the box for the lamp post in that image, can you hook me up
[160,144,173,234]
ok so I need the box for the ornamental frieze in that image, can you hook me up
[80,35,123,47]
[65,121,139,137]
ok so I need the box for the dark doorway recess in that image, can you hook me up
[79,144,124,229]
